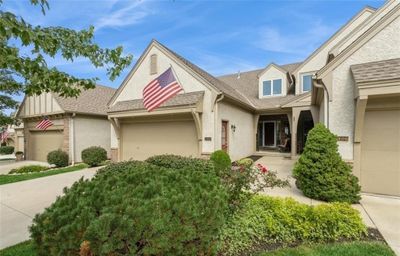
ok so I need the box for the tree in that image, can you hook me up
[0,0,133,126]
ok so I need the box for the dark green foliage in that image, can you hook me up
[210,150,231,174]
[146,154,215,173]
[30,161,228,256]
[293,124,361,203]
[81,146,107,167]
[47,149,68,167]
[15,151,23,155]
[0,146,14,154]
[9,165,48,174]
[219,195,367,255]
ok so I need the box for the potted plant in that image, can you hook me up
[15,151,24,161]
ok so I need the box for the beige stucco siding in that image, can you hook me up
[217,101,254,161]
[330,15,400,160]
[258,65,288,98]
[73,116,111,162]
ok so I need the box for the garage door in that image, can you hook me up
[361,109,400,196]
[30,130,64,162]
[121,120,199,161]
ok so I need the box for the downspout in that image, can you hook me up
[312,77,329,128]
[70,113,76,165]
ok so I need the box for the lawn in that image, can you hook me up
[258,241,395,256]
[0,241,394,256]
[0,163,88,185]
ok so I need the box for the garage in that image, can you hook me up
[121,119,199,161]
[29,130,64,162]
[361,108,400,196]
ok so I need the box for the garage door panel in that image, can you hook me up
[362,151,399,171]
[121,120,198,161]
[30,131,64,162]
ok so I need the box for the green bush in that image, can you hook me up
[0,146,14,155]
[235,158,254,168]
[30,161,228,256]
[218,195,367,255]
[47,149,68,167]
[293,124,361,203]
[9,165,48,174]
[81,146,107,167]
[146,154,215,173]
[210,150,231,174]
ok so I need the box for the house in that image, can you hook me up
[108,0,399,196]
[16,85,115,163]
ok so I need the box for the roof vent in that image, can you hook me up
[237,70,241,79]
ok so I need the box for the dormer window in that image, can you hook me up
[150,54,157,75]
[301,73,313,92]
[263,79,282,96]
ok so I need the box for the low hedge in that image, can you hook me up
[0,146,14,155]
[81,146,107,167]
[9,165,48,174]
[219,195,367,255]
[47,149,68,167]
[146,154,215,173]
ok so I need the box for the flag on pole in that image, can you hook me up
[142,67,183,112]
[36,117,53,130]
[0,131,8,143]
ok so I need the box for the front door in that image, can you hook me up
[221,121,228,152]
[263,121,276,147]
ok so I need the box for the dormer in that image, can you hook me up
[258,63,288,99]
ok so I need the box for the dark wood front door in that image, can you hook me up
[221,121,228,152]
[263,122,275,146]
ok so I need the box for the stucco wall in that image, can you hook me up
[258,65,287,98]
[330,15,400,160]
[73,116,111,162]
[217,101,254,161]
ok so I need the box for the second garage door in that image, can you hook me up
[29,130,64,162]
[121,120,199,161]
[361,109,400,196]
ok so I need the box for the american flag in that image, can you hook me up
[36,118,53,130]
[0,131,8,143]
[143,67,183,112]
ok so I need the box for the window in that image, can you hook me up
[302,74,312,92]
[263,79,282,96]
[150,54,157,74]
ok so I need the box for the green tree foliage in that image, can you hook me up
[30,161,228,255]
[47,149,68,167]
[81,146,107,167]
[0,0,132,126]
[210,150,231,175]
[293,124,361,203]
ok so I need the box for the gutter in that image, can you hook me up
[312,77,329,128]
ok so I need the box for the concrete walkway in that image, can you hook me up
[0,161,50,175]
[256,156,400,255]
[0,167,98,249]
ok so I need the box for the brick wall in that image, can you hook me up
[62,117,70,159]
[110,148,118,162]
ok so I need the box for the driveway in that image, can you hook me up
[0,167,98,249]
[257,155,400,255]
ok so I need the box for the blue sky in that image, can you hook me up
[2,0,384,104]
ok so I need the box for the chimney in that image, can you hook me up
[237,70,241,79]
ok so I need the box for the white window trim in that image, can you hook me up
[262,121,277,147]
[300,71,316,94]
[261,79,283,98]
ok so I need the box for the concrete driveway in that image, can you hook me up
[0,167,98,249]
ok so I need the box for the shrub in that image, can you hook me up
[234,158,254,168]
[146,154,215,173]
[210,150,231,174]
[0,146,14,155]
[15,151,23,156]
[9,165,48,174]
[218,195,367,255]
[30,161,228,255]
[81,146,107,167]
[47,149,68,167]
[293,124,361,203]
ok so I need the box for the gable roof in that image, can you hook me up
[54,85,116,116]
[351,58,400,84]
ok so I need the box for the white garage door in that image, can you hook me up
[30,130,64,162]
[361,109,400,196]
[121,120,199,161]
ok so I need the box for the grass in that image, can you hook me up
[0,241,35,256]
[0,163,88,185]
[258,241,395,256]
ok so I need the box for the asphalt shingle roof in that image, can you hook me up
[108,91,204,113]
[351,58,400,84]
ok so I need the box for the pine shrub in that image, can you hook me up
[210,150,231,175]
[81,146,107,167]
[47,149,69,167]
[293,124,361,203]
[146,154,215,173]
[0,146,14,155]
[30,161,228,256]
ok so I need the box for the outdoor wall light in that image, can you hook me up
[231,124,236,132]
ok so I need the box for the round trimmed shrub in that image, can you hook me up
[30,161,228,255]
[0,146,14,155]
[293,124,361,203]
[210,150,231,174]
[81,146,107,167]
[47,149,68,167]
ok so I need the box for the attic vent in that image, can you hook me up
[150,54,157,75]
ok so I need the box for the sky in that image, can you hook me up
[1,0,385,105]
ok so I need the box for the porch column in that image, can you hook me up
[291,108,301,158]
[353,96,368,179]
[254,114,260,152]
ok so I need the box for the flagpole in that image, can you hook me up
[170,64,186,94]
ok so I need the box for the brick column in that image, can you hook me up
[62,117,70,158]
